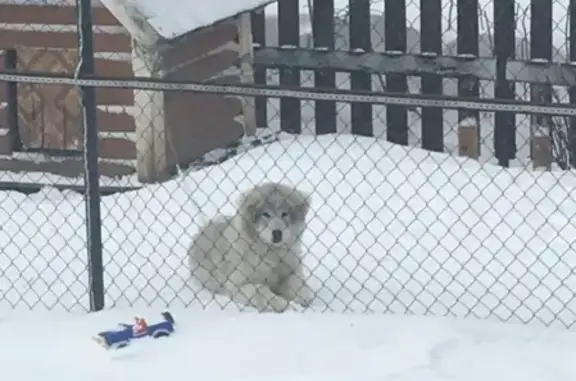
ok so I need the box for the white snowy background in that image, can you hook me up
[1,0,576,380]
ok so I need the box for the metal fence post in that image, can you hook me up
[77,0,105,311]
[569,0,576,168]
[3,49,22,151]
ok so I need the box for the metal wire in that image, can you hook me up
[1,71,575,117]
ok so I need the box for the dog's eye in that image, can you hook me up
[261,211,271,218]
[281,212,289,218]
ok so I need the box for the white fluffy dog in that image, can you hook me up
[188,182,315,312]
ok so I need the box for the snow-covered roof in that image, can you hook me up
[99,0,277,43]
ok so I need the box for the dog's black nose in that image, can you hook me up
[272,230,283,243]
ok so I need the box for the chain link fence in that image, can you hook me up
[1,0,576,330]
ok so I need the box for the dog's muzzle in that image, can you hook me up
[272,229,283,243]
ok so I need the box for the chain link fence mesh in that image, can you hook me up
[1,0,576,331]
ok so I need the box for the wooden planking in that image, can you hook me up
[94,88,133,105]
[94,58,133,76]
[0,156,135,178]
[0,4,121,25]
[0,133,11,155]
[99,138,136,159]
[0,134,136,159]
[0,30,131,52]
[0,86,133,105]
[96,110,136,132]
[0,51,132,76]
[166,50,238,81]
[0,108,136,133]
[163,22,238,70]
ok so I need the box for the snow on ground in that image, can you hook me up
[2,132,576,379]
[2,308,576,381]
[2,133,576,329]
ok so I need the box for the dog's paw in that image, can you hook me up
[291,286,315,307]
[287,301,306,312]
[260,295,292,313]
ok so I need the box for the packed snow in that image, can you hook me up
[1,133,576,379]
[2,133,576,322]
[1,0,574,376]
[2,308,576,381]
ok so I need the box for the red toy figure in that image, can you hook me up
[132,317,148,335]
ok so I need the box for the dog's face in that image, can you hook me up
[239,183,311,247]
[253,204,299,246]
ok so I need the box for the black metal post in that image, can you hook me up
[494,0,515,166]
[570,0,576,168]
[3,49,22,151]
[77,0,104,311]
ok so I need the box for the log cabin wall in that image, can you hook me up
[0,1,137,179]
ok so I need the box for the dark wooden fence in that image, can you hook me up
[251,0,576,170]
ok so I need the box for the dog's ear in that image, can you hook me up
[292,190,312,222]
[237,188,262,223]
[246,202,262,223]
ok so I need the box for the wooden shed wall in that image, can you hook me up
[0,2,137,178]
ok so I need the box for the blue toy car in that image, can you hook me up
[93,311,175,349]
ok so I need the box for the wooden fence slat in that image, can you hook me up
[0,4,121,25]
[278,0,301,134]
[384,0,408,145]
[312,0,336,135]
[251,10,268,128]
[530,0,553,170]
[457,0,480,159]
[420,0,443,152]
[493,0,516,167]
[349,0,373,137]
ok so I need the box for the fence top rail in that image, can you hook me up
[1,69,575,117]
[253,47,576,87]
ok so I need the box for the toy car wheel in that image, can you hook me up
[152,330,170,339]
[161,312,175,324]
[112,341,130,349]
